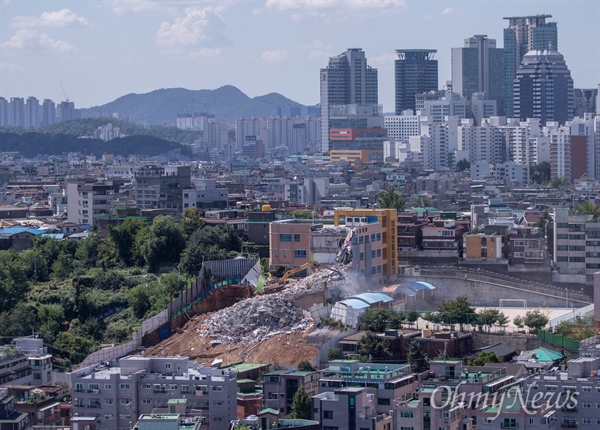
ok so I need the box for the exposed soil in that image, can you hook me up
[143,312,319,367]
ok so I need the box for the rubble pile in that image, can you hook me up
[198,265,348,345]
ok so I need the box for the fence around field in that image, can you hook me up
[413,266,590,304]
[538,329,581,351]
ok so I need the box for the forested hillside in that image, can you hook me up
[0,211,241,369]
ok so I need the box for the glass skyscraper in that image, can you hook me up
[394,49,438,115]
[503,14,558,117]
[320,48,378,153]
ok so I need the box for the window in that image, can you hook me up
[378,398,391,405]
[165,363,171,369]
[104,384,112,390]
[294,250,307,259]
[280,234,292,242]
[546,385,558,391]
[142,399,153,404]
[119,398,131,405]
[211,385,223,391]
[583,418,592,424]
[583,402,592,408]
[119,384,130,390]
[212,417,224,422]
[142,384,151,389]
[323,411,334,419]
[502,418,517,428]
[529,418,535,425]
[294,234,301,242]
[400,411,414,418]
[104,399,113,405]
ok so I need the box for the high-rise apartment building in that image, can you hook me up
[10,97,25,127]
[451,35,505,115]
[513,50,574,125]
[41,99,56,127]
[24,96,40,128]
[394,49,438,115]
[504,14,558,117]
[0,97,8,127]
[320,48,378,153]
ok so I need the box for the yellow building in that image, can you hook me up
[329,149,382,165]
[464,232,504,259]
[333,208,398,277]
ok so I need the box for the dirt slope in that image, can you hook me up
[143,312,319,367]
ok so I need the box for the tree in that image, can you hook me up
[530,161,551,185]
[52,252,74,281]
[359,309,403,333]
[476,309,501,332]
[377,187,406,211]
[357,332,391,360]
[291,209,313,219]
[467,351,499,366]
[534,210,552,228]
[513,315,524,330]
[136,216,186,272]
[495,312,510,333]
[523,309,549,332]
[406,309,420,327]
[179,225,242,275]
[549,176,566,189]
[128,284,152,319]
[327,347,343,361]
[437,296,475,331]
[181,208,206,238]
[289,388,312,420]
[74,232,104,269]
[574,200,600,220]
[38,304,65,342]
[54,332,98,364]
[413,196,431,208]
[297,360,316,372]
[109,218,148,266]
[456,159,470,172]
[406,340,429,373]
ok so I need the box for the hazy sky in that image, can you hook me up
[1,0,599,113]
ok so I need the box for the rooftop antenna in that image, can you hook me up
[60,82,70,103]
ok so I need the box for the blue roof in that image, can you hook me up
[351,292,393,304]
[0,227,46,235]
[338,299,371,309]
[403,281,436,292]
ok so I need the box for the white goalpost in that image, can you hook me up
[499,299,527,308]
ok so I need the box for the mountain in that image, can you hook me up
[81,85,309,125]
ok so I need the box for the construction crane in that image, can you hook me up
[60,82,69,102]
[262,261,342,294]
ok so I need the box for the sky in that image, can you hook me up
[1,0,599,113]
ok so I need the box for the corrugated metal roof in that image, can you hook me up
[337,299,371,309]
[403,281,436,291]
[351,292,393,304]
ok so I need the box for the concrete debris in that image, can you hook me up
[198,264,348,345]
